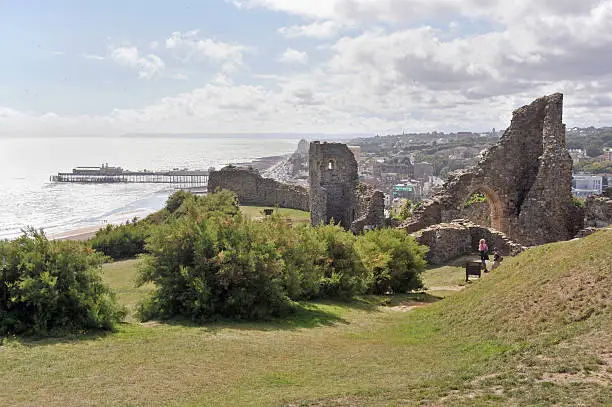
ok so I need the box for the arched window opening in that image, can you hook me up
[328,160,335,170]
[462,186,506,234]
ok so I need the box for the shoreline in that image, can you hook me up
[54,226,102,241]
[49,154,290,242]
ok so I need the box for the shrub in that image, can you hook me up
[355,228,428,294]
[90,222,151,260]
[310,224,369,299]
[0,229,125,336]
[89,190,239,260]
[165,190,193,214]
[258,217,369,300]
[136,191,425,322]
[572,196,586,208]
[137,212,295,321]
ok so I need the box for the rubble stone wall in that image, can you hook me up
[584,188,612,228]
[461,201,491,227]
[309,142,385,232]
[404,93,582,246]
[208,166,309,211]
[411,220,526,265]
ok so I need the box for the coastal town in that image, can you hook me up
[261,126,611,220]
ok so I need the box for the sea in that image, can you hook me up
[0,135,309,240]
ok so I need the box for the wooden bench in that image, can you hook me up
[465,261,482,282]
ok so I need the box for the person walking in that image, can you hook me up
[479,238,489,272]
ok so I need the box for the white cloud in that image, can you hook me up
[110,46,165,79]
[150,41,159,50]
[81,54,105,60]
[278,21,346,39]
[165,30,249,72]
[278,48,309,65]
[4,1,612,137]
[232,0,603,25]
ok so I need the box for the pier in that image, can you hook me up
[50,164,209,186]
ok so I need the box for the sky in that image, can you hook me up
[1,0,612,137]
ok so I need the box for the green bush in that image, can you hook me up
[398,200,412,220]
[165,190,193,214]
[137,206,295,321]
[90,221,151,260]
[136,191,427,322]
[89,190,239,260]
[310,224,369,299]
[355,228,428,294]
[0,229,125,336]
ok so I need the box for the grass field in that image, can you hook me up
[1,230,610,406]
[240,205,310,224]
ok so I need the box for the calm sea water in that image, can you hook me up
[0,136,303,239]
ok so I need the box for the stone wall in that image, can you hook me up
[411,220,526,265]
[208,166,309,211]
[351,185,386,233]
[309,142,385,232]
[584,188,612,228]
[404,93,582,246]
[461,201,491,227]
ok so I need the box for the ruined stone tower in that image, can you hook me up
[309,142,384,232]
[405,93,582,246]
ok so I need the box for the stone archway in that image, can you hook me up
[404,93,582,246]
[460,185,506,233]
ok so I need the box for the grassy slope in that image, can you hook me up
[0,230,610,406]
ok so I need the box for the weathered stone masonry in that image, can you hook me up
[404,93,582,246]
[309,142,385,233]
[208,166,310,211]
[411,220,526,265]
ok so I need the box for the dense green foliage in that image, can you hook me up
[566,128,612,155]
[398,200,412,220]
[0,229,125,336]
[355,228,427,294]
[90,221,151,260]
[137,191,427,322]
[574,158,612,174]
[88,190,207,260]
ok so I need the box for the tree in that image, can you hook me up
[586,144,604,158]
[398,200,413,220]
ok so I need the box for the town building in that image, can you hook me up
[573,174,604,197]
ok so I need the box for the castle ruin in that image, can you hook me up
[207,166,310,211]
[404,93,582,246]
[309,142,385,232]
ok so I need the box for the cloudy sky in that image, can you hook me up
[1,0,612,137]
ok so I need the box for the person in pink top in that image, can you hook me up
[478,239,489,272]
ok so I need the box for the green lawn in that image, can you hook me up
[1,230,610,406]
[240,205,310,224]
[100,259,155,322]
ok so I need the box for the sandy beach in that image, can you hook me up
[48,155,290,242]
[53,226,102,241]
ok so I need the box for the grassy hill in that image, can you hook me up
[0,229,610,406]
